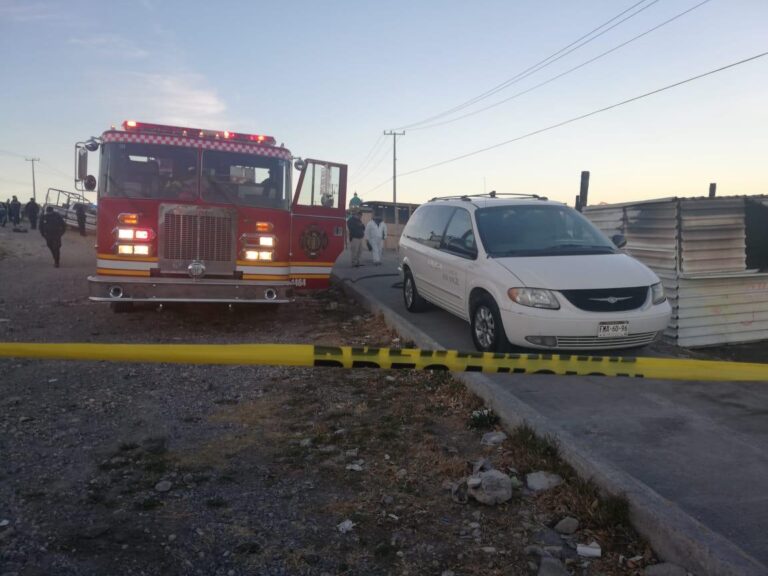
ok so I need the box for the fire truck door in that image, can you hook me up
[290,159,348,288]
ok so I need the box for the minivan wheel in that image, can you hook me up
[471,296,508,352]
[403,269,427,312]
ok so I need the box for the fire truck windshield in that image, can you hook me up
[100,142,291,210]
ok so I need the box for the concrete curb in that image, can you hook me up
[334,273,768,576]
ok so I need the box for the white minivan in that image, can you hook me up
[398,193,671,352]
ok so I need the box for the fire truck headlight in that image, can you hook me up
[257,251,273,261]
[133,245,150,256]
[244,250,259,261]
[258,236,274,247]
[134,229,150,241]
[117,244,134,255]
[117,228,134,240]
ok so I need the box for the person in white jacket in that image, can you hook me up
[364,212,388,265]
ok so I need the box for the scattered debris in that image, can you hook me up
[336,519,355,534]
[577,541,602,558]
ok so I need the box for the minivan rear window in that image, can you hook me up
[404,205,455,249]
[476,204,616,257]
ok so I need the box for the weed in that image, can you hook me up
[508,423,560,470]
[468,407,500,430]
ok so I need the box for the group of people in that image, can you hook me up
[0,195,78,268]
[347,208,387,267]
[0,196,39,228]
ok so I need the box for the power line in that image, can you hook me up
[396,0,659,130]
[352,134,386,176]
[351,141,393,187]
[365,50,768,194]
[411,0,712,131]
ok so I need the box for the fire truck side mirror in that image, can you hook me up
[77,147,88,181]
[84,175,97,191]
[293,158,306,172]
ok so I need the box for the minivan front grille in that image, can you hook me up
[560,286,648,312]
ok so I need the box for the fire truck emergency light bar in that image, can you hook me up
[122,120,277,145]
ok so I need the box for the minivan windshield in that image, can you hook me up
[475,204,617,257]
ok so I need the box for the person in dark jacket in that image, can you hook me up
[74,203,87,236]
[0,200,7,227]
[346,209,366,267]
[9,195,21,226]
[24,198,40,230]
[39,206,67,267]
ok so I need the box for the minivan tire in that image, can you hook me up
[471,296,508,352]
[403,269,428,312]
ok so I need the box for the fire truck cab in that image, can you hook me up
[75,121,347,310]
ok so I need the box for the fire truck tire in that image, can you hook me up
[110,301,134,314]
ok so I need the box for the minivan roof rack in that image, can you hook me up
[429,191,547,202]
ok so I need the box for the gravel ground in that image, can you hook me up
[1,224,662,576]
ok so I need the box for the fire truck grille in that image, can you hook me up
[158,206,236,276]
[162,213,233,262]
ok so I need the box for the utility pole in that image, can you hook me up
[384,130,405,226]
[25,157,40,201]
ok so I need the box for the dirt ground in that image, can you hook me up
[0,223,682,576]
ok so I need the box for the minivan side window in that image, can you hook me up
[405,205,454,249]
[441,208,477,259]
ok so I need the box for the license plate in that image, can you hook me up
[598,321,629,338]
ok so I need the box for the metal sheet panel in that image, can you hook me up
[680,197,745,274]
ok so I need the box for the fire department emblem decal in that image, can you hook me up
[300,225,328,259]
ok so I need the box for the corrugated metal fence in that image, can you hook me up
[584,196,768,348]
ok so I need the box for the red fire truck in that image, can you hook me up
[75,120,347,311]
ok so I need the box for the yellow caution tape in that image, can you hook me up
[1,342,767,382]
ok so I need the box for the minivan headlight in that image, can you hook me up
[507,288,560,309]
[651,282,666,304]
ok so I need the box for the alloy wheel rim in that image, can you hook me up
[475,306,495,349]
[405,278,414,307]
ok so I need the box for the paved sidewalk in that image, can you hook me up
[332,247,768,576]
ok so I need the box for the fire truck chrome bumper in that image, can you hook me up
[88,275,294,303]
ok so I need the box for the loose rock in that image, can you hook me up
[480,431,507,446]
[467,469,513,505]
[554,516,579,534]
[526,471,563,492]
[154,480,173,493]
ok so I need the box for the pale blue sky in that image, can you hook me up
[1,0,766,207]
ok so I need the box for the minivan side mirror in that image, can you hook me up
[612,234,627,248]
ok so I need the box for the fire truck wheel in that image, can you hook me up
[110,301,134,313]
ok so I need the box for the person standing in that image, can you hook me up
[0,199,7,227]
[9,196,21,226]
[349,192,362,209]
[24,197,40,230]
[74,203,87,236]
[346,209,365,267]
[364,211,388,266]
[39,206,66,267]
